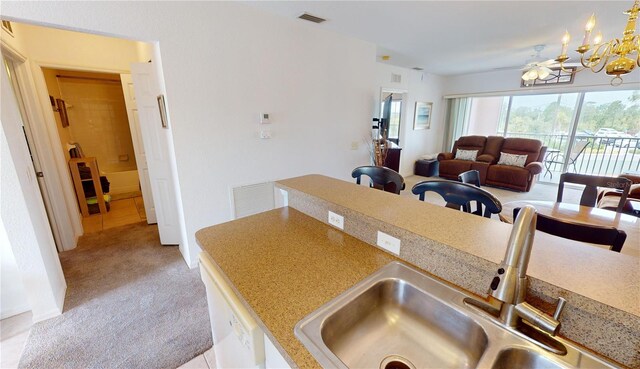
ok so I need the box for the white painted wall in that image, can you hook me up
[14,22,143,71]
[2,2,378,268]
[375,63,445,177]
[0,219,30,319]
[467,96,503,136]
[1,65,66,322]
[442,67,639,98]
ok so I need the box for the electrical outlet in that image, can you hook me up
[377,231,400,255]
[328,211,344,230]
[350,141,359,150]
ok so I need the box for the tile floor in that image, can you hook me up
[178,347,216,369]
[82,196,147,233]
[0,312,33,369]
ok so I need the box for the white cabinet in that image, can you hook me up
[199,253,265,368]
[199,253,293,369]
[264,334,291,369]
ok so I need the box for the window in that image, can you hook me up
[457,89,640,182]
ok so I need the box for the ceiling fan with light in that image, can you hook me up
[521,45,558,83]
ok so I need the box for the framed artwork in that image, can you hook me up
[413,101,432,130]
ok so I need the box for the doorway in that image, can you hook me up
[41,68,150,233]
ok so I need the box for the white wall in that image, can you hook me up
[1,65,66,322]
[443,67,639,98]
[375,63,445,176]
[467,96,503,136]
[2,1,378,267]
[0,219,30,319]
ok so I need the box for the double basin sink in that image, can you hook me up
[295,262,619,369]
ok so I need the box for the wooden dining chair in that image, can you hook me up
[557,173,631,213]
[513,207,627,252]
[458,170,482,215]
[412,179,502,218]
[351,165,405,195]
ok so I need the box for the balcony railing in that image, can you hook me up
[505,132,640,181]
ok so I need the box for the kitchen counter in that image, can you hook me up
[196,206,397,368]
[277,175,639,317]
[196,174,639,368]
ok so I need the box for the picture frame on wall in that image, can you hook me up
[413,101,432,130]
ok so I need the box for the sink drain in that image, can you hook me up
[380,355,416,369]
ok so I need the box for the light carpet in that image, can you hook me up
[18,222,212,369]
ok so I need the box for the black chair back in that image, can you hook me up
[411,179,502,218]
[513,208,626,252]
[557,173,631,212]
[458,170,481,187]
[458,170,482,215]
[351,166,405,194]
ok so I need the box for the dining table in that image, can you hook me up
[500,200,639,258]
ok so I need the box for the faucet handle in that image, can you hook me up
[553,297,567,320]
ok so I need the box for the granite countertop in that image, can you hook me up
[196,174,639,368]
[195,206,398,368]
[277,175,640,317]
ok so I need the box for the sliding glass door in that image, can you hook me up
[458,89,639,183]
[571,90,640,178]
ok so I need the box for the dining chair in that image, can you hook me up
[557,173,631,213]
[411,179,502,218]
[458,170,482,215]
[513,207,627,252]
[351,165,405,195]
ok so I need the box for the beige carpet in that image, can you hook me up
[18,222,212,369]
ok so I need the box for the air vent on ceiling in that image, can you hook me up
[298,13,326,23]
[391,73,402,83]
[412,67,424,71]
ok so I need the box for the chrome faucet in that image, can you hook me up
[488,205,566,336]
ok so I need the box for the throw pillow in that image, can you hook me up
[455,149,478,161]
[497,152,528,167]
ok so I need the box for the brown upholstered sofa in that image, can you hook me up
[597,173,640,216]
[437,135,547,192]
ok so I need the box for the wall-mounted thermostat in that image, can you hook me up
[260,113,270,124]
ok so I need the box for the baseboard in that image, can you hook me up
[31,306,61,323]
[0,304,31,320]
[32,279,67,323]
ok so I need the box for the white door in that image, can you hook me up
[3,58,64,250]
[120,74,157,224]
[130,63,180,244]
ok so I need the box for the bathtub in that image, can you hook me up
[105,170,140,195]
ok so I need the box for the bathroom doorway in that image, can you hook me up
[41,68,152,233]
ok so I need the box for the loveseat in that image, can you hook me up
[437,135,547,192]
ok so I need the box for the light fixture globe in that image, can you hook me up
[605,56,636,76]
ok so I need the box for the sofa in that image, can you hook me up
[437,135,547,192]
[597,173,640,217]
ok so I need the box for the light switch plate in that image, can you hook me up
[377,231,400,255]
[328,211,344,230]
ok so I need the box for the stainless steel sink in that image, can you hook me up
[321,278,488,368]
[295,262,621,369]
[491,348,563,369]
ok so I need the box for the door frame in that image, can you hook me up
[1,41,82,252]
[29,61,153,240]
